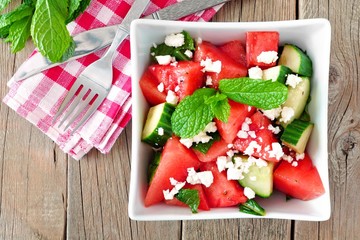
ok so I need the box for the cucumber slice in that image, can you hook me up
[148,152,161,183]
[281,119,314,153]
[238,156,274,198]
[280,76,311,126]
[278,44,313,77]
[142,103,175,147]
[262,65,292,84]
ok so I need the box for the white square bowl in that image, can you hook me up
[129,19,331,221]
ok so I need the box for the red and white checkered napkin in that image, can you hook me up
[2,0,223,160]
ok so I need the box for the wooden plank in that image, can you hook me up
[295,0,360,240]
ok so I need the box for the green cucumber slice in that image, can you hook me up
[142,103,175,147]
[262,65,292,84]
[280,76,311,126]
[278,44,313,77]
[148,152,161,183]
[238,156,274,198]
[281,119,314,153]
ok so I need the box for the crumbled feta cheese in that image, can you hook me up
[227,144,233,148]
[227,167,244,180]
[170,61,178,67]
[196,37,202,44]
[164,33,185,47]
[248,106,252,112]
[157,82,164,92]
[291,161,298,167]
[244,187,256,199]
[257,51,278,64]
[268,142,284,160]
[262,107,282,121]
[244,141,262,156]
[248,66,263,79]
[204,122,217,133]
[264,145,270,152]
[280,107,295,123]
[206,75,213,86]
[248,131,256,139]
[296,153,305,160]
[216,156,228,172]
[179,138,193,148]
[245,117,252,124]
[184,50,193,59]
[151,52,155,56]
[152,43,157,48]
[258,137,263,143]
[283,154,294,163]
[237,130,248,139]
[174,85,180,92]
[286,74,303,88]
[166,90,179,105]
[186,168,214,187]
[179,122,217,148]
[163,178,186,200]
[200,58,222,73]
[251,156,268,167]
[241,122,250,131]
[268,124,281,134]
[155,55,173,65]
[158,127,164,136]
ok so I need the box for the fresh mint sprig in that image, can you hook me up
[0,0,91,62]
[219,78,288,110]
[171,78,288,139]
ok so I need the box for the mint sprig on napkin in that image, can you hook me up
[0,0,91,62]
[171,78,288,138]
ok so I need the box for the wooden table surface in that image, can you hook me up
[0,0,359,239]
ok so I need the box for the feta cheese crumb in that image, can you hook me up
[164,33,185,47]
[216,156,228,172]
[186,168,214,187]
[244,187,256,199]
[248,131,257,139]
[196,37,202,44]
[280,107,295,123]
[200,58,222,73]
[152,43,157,48]
[227,167,244,180]
[157,82,164,92]
[174,85,180,92]
[163,178,186,200]
[296,153,305,160]
[291,161,298,167]
[179,122,217,148]
[166,90,179,105]
[158,127,164,136]
[155,55,173,65]
[179,138,193,148]
[206,75,213,86]
[184,50,193,59]
[262,107,282,121]
[286,74,303,88]
[248,66,263,79]
[244,141,262,156]
[268,124,281,134]
[227,144,233,149]
[268,142,284,160]
[245,117,252,125]
[248,106,252,112]
[237,130,248,139]
[257,51,278,64]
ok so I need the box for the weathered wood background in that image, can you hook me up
[0,0,359,239]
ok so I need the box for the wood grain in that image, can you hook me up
[0,0,359,239]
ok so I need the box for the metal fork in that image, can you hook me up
[52,0,150,133]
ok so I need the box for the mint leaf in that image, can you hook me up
[204,93,230,122]
[176,189,200,213]
[31,0,72,62]
[0,0,11,12]
[151,30,195,61]
[5,15,32,53]
[239,199,266,216]
[171,88,216,138]
[66,0,91,23]
[0,4,34,29]
[192,132,220,154]
[219,78,288,110]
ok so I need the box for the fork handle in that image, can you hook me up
[101,25,129,61]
